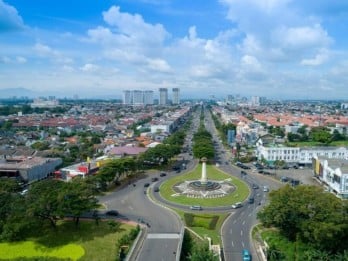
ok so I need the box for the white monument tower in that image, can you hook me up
[201,157,208,184]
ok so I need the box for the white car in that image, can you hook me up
[263,186,269,192]
[232,202,243,209]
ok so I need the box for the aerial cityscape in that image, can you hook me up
[1,1,348,261]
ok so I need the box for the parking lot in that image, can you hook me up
[251,166,319,186]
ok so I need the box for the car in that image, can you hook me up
[159,172,167,177]
[151,177,158,182]
[248,197,254,204]
[263,186,269,192]
[252,184,259,189]
[154,187,160,192]
[105,210,119,216]
[242,249,251,261]
[190,205,202,210]
[144,183,150,187]
[232,202,243,209]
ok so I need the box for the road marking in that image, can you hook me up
[147,233,180,239]
[230,229,233,234]
[232,241,234,247]
[233,220,237,224]
[242,241,245,248]
[242,220,246,225]
[128,206,134,210]
[241,230,243,236]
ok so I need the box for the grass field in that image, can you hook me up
[159,164,250,207]
[0,220,134,261]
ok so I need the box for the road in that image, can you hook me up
[99,175,182,261]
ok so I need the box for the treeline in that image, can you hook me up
[287,126,347,144]
[0,104,69,116]
[192,108,214,160]
[258,185,348,260]
[0,178,99,241]
[211,111,236,145]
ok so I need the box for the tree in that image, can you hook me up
[258,185,348,253]
[190,242,218,261]
[309,127,332,144]
[61,178,99,227]
[26,179,66,228]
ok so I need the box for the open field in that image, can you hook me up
[0,220,134,261]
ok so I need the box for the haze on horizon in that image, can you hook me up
[0,0,348,100]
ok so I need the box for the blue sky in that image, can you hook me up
[1,0,348,99]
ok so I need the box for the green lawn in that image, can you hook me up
[175,209,228,245]
[0,220,134,261]
[159,164,250,207]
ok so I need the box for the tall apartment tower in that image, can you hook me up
[172,88,180,104]
[143,90,154,105]
[159,88,168,105]
[123,90,132,105]
[132,90,143,105]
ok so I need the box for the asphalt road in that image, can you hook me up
[99,176,182,261]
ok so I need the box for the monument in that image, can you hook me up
[173,157,235,198]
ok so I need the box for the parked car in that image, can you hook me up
[232,202,243,209]
[106,210,119,216]
[190,205,202,210]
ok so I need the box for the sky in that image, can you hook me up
[1,0,348,100]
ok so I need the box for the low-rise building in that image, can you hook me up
[0,156,62,183]
[313,156,348,199]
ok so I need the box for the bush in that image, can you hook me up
[184,213,194,227]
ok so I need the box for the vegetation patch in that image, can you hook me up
[0,221,134,261]
[0,241,84,260]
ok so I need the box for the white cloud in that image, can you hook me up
[34,43,59,57]
[0,0,25,32]
[16,56,27,63]
[301,48,329,66]
[273,24,332,50]
[80,63,99,72]
[146,58,171,73]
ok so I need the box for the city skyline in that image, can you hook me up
[1,1,348,99]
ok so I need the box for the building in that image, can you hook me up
[143,90,154,105]
[132,90,143,105]
[122,90,132,105]
[0,156,62,183]
[159,88,168,105]
[30,98,59,108]
[250,96,260,106]
[256,136,348,165]
[313,156,348,199]
[172,88,180,104]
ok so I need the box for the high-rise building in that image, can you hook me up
[159,88,168,105]
[172,88,180,104]
[143,90,154,105]
[123,90,132,105]
[132,90,143,105]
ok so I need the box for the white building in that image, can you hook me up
[30,98,59,108]
[159,88,168,105]
[143,90,154,105]
[256,136,348,165]
[313,156,348,199]
[132,90,143,105]
[172,88,180,104]
[122,90,132,105]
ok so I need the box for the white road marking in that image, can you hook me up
[147,233,180,239]
[230,229,233,234]
[241,230,243,236]
[242,220,246,225]
[242,241,245,248]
